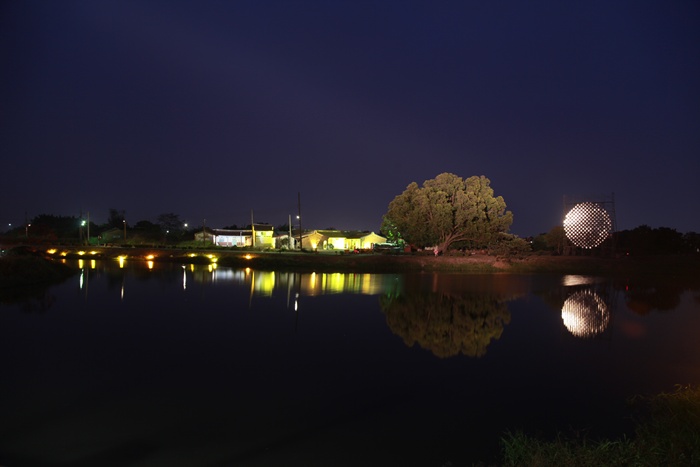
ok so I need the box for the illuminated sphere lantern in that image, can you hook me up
[563,202,612,249]
[561,290,610,338]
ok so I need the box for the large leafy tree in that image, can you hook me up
[107,208,126,229]
[381,173,513,253]
[157,212,183,233]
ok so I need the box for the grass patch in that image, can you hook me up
[500,385,700,466]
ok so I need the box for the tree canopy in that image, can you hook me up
[381,173,513,253]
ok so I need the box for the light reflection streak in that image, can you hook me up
[189,266,401,298]
[562,275,597,287]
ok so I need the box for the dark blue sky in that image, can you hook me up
[2,0,699,236]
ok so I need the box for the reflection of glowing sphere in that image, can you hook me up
[564,202,612,248]
[561,290,610,338]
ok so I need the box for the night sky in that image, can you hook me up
[2,0,699,237]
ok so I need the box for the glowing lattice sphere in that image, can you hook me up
[563,202,612,248]
[561,290,610,338]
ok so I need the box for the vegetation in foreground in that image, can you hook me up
[499,385,700,467]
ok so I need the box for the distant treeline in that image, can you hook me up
[531,225,700,256]
[4,214,700,256]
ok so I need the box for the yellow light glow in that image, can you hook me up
[77,251,85,256]
[89,251,97,255]
[117,256,126,268]
[244,254,252,260]
[46,249,57,254]
[90,259,96,269]
[189,253,197,258]
[147,260,154,270]
[59,251,68,257]
[78,259,84,269]
[146,254,155,260]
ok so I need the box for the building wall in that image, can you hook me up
[360,232,386,249]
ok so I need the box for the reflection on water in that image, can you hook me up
[202,268,400,297]
[560,275,614,338]
[65,260,405,301]
[562,290,610,338]
[380,274,528,358]
[3,261,700,467]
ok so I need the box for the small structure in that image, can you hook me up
[195,224,275,248]
[298,230,387,251]
[100,227,123,243]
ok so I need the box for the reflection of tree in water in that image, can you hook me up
[0,285,57,313]
[380,292,511,358]
[622,280,686,315]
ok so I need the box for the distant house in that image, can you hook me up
[100,227,123,243]
[298,230,387,251]
[194,224,275,248]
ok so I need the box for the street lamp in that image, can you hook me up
[123,219,127,241]
[25,223,30,238]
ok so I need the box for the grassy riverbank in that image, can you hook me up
[19,244,700,275]
[499,385,700,467]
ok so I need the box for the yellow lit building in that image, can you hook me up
[296,230,387,251]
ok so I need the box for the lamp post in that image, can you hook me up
[25,223,30,238]
[123,219,126,241]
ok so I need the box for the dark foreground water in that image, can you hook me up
[1,260,699,466]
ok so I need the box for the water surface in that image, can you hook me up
[1,261,699,466]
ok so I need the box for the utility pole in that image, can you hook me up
[288,214,292,250]
[251,209,255,248]
[297,192,302,250]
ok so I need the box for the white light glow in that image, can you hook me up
[563,202,612,249]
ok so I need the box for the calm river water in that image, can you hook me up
[1,260,699,466]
